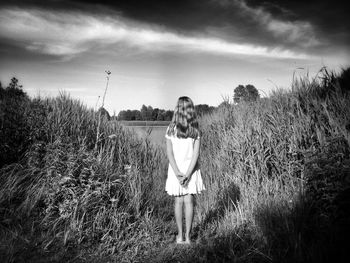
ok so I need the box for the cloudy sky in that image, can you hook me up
[0,0,349,113]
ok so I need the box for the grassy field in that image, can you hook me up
[118,121,169,148]
[118,121,170,127]
[0,68,349,262]
[123,125,168,147]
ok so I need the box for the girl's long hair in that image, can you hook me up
[167,96,200,139]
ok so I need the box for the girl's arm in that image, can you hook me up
[166,138,185,181]
[184,138,200,181]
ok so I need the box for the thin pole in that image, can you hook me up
[102,70,111,108]
[95,70,111,151]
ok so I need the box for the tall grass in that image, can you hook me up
[0,68,349,262]
[0,92,170,262]
[188,67,350,262]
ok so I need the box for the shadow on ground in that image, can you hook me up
[145,139,350,263]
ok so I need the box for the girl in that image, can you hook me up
[165,96,205,244]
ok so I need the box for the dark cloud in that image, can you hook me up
[1,0,349,56]
[1,1,226,32]
[247,0,350,29]
[246,0,350,43]
[0,41,55,63]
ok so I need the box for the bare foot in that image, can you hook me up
[176,235,184,244]
[184,238,191,245]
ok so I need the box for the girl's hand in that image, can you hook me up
[175,172,185,183]
[180,177,187,186]
[182,175,191,187]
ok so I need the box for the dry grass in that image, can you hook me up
[0,92,170,262]
[0,68,349,262]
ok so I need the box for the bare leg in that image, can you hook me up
[175,196,184,242]
[184,194,194,244]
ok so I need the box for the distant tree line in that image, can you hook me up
[195,104,216,116]
[117,105,173,121]
[115,88,263,121]
[116,104,216,121]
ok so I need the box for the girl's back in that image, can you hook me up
[165,96,205,245]
[166,129,199,170]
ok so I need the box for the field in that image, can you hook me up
[122,125,168,147]
[118,121,170,127]
[0,68,349,262]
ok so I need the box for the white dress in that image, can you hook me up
[165,129,205,196]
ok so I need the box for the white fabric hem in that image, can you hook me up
[165,189,205,196]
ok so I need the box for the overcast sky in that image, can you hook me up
[0,0,349,113]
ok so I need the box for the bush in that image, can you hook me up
[0,78,30,166]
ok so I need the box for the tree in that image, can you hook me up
[6,77,26,97]
[0,78,29,166]
[131,110,142,120]
[152,108,159,121]
[8,77,23,89]
[140,105,154,120]
[146,105,153,120]
[117,106,173,121]
[156,111,165,121]
[117,110,127,120]
[164,110,173,121]
[246,85,259,101]
[140,105,148,120]
[234,84,260,103]
[98,107,110,121]
[195,104,215,116]
[233,85,247,103]
[125,110,133,121]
